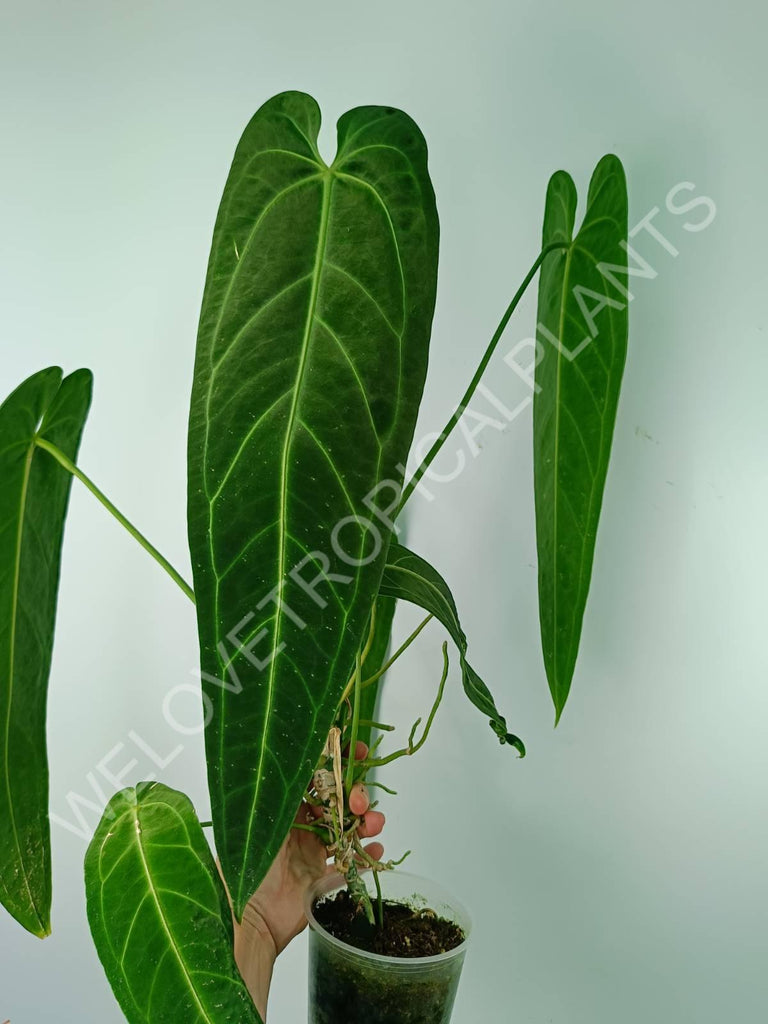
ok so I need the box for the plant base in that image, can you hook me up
[306,872,470,1024]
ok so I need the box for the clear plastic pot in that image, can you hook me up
[305,870,471,1024]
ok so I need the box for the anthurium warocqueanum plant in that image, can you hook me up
[0,91,629,1020]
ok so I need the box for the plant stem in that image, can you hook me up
[337,612,432,712]
[367,734,385,759]
[355,719,395,732]
[338,604,379,706]
[362,643,450,767]
[353,836,380,870]
[291,822,329,840]
[373,868,384,929]
[360,614,433,690]
[35,437,196,604]
[345,650,363,795]
[396,241,570,514]
[360,601,378,666]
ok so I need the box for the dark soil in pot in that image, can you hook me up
[309,890,467,1024]
[315,889,465,956]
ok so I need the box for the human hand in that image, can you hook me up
[231,742,384,1016]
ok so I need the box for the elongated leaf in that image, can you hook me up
[0,366,92,936]
[85,782,262,1024]
[379,542,524,755]
[187,91,439,917]
[534,156,628,721]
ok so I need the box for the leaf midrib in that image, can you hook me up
[203,170,325,857]
[131,799,216,1024]
[551,243,573,710]
[234,170,334,912]
[386,560,457,642]
[550,239,622,707]
[2,436,44,932]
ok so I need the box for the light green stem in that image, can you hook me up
[360,614,433,690]
[397,241,570,514]
[365,780,398,795]
[35,437,196,604]
[386,849,412,868]
[356,719,395,732]
[339,604,379,705]
[291,822,329,840]
[362,643,450,767]
[373,867,384,929]
[345,650,363,795]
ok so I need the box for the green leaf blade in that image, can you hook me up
[85,782,262,1024]
[0,367,92,937]
[187,92,439,918]
[379,542,524,755]
[534,155,629,721]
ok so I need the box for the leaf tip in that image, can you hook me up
[64,366,94,388]
[510,734,526,758]
[3,901,51,940]
[492,720,526,757]
[552,696,569,728]
[595,152,625,175]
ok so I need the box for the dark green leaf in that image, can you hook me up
[379,542,524,755]
[85,782,262,1024]
[187,91,439,917]
[0,366,92,937]
[534,155,629,721]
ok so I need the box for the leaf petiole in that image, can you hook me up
[34,437,196,604]
[397,241,570,514]
[359,613,433,691]
[338,603,379,705]
[360,602,378,666]
[345,651,363,795]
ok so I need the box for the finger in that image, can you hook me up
[295,801,324,823]
[214,859,235,918]
[342,741,369,761]
[348,782,370,817]
[357,810,385,839]
[362,842,384,863]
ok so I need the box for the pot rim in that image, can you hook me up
[304,869,472,968]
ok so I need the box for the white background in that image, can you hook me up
[1,1,766,1021]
